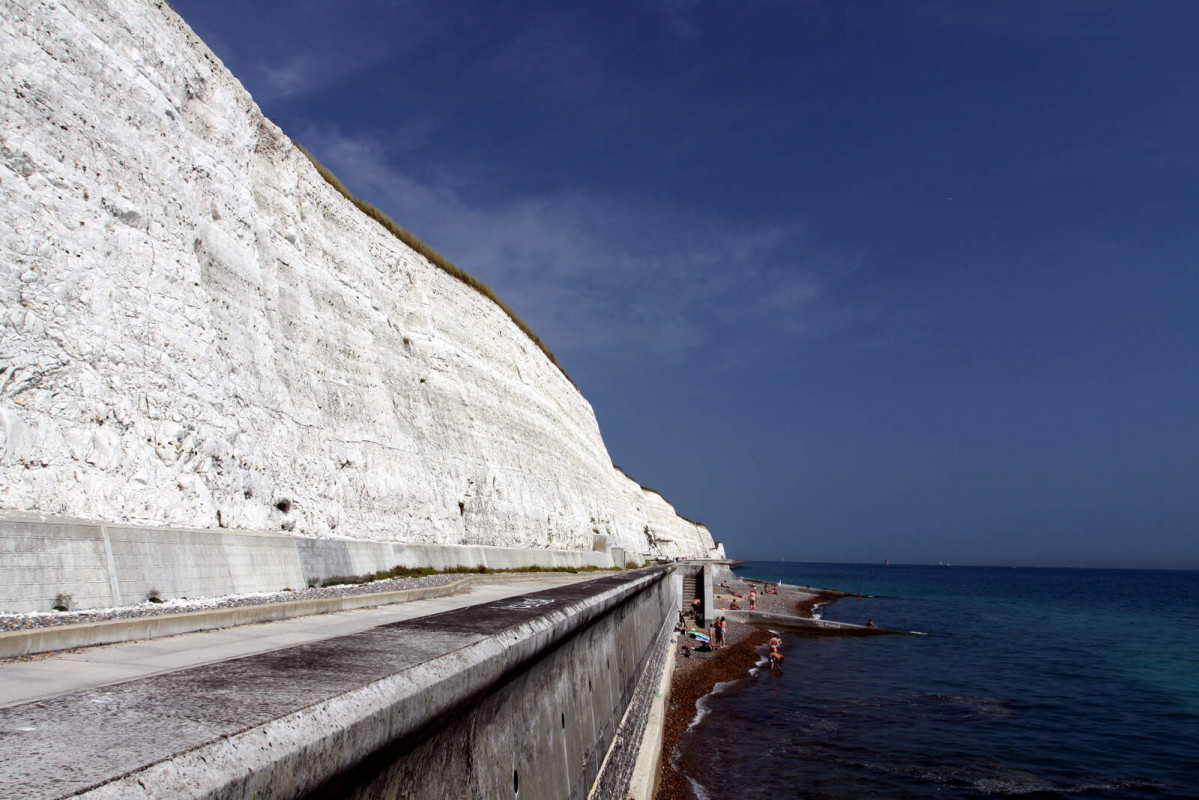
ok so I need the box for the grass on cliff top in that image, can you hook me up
[293,142,573,387]
[312,562,617,588]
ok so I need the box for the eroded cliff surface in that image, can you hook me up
[0,0,718,558]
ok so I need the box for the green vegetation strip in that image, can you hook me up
[293,142,573,387]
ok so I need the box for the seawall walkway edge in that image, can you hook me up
[625,627,677,800]
[590,611,675,800]
[70,567,672,800]
[0,572,629,660]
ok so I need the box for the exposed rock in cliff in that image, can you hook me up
[0,0,719,558]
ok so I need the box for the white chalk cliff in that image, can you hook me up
[0,0,724,560]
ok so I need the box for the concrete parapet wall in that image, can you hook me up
[0,512,614,613]
[322,570,677,800]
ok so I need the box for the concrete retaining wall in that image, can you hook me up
[0,512,616,613]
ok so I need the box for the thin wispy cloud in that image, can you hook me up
[482,14,608,100]
[185,0,446,104]
[658,0,703,40]
[258,57,324,99]
[298,126,893,373]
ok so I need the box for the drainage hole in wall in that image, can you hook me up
[588,678,592,692]
[561,712,565,729]
[513,768,519,795]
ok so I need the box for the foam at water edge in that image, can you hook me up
[686,774,714,800]
[669,684,735,773]
[688,678,742,731]
[749,646,771,676]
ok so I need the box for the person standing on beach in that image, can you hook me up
[749,589,758,611]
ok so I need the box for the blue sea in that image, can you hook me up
[676,562,1199,799]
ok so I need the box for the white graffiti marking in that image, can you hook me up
[495,597,557,611]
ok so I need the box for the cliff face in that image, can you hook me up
[0,0,718,558]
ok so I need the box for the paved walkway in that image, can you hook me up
[0,570,660,800]
[0,576,589,709]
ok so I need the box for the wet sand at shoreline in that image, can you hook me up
[654,579,836,800]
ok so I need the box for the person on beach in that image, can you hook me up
[866,619,876,628]
[768,635,780,652]
[714,616,726,649]
[728,600,740,610]
[769,650,785,671]
[749,589,757,610]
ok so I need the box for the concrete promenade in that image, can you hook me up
[0,575,591,709]
[0,568,675,800]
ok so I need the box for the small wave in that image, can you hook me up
[911,763,1054,795]
[687,699,711,732]
[906,761,1165,795]
[1065,777,1173,795]
[688,679,742,731]
[686,775,713,800]
[919,693,1015,719]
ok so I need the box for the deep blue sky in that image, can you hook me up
[171,0,1198,569]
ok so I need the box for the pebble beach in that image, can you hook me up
[654,579,835,800]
